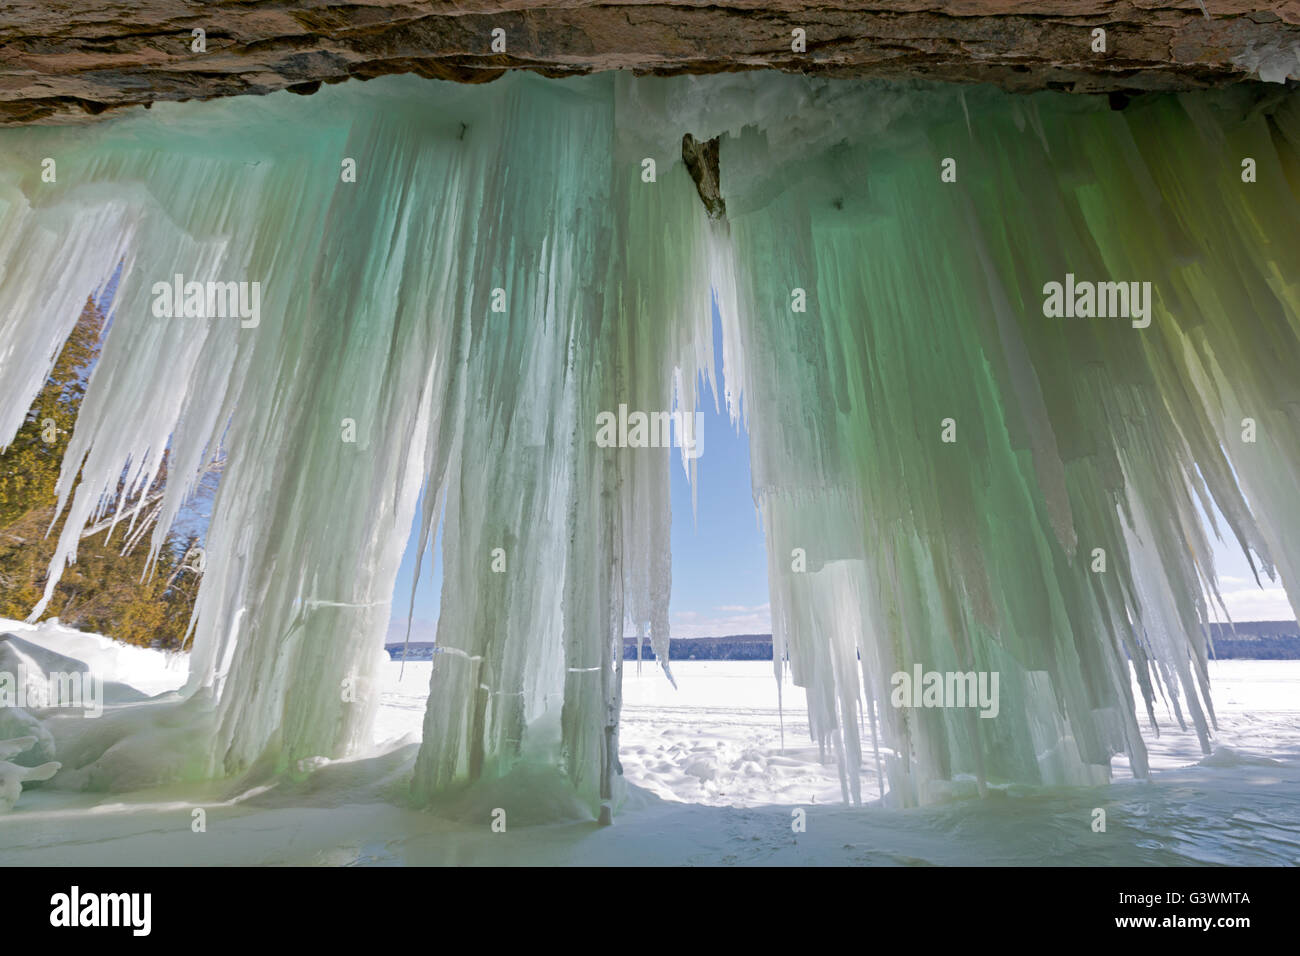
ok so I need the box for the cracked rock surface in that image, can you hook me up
[1,2,1298,125]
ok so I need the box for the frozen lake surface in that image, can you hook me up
[4,620,1299,866]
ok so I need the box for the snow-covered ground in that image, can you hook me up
[380,658,862,807]
[384,656,1300,811]
[0,618,189,699]
[3,619,1299,865]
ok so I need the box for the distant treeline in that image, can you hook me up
[385,635,774,663]
[620,625,1300,661]
[1207,622,1300,660]
[621,634,773,661]
[388,624,1300,663]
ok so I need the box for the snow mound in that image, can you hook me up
[0,619,199,801]
[0,619,188,698]
[423,762,603,827]
[1197,746,1284,769]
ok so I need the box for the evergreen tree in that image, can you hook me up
[0,297,204,649]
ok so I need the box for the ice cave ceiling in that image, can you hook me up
[2,1,1299,126]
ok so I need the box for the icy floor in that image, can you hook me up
[378,659,865,808]
[3,620,1300,865]
[384,657,1300,812]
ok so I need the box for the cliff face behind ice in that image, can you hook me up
[2,2,1299,125]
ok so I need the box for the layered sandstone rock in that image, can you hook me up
[1,2,1297,125]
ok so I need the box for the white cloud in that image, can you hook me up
[1206,577,1295,623]
[667,603,771,639]
[385,617,438,645]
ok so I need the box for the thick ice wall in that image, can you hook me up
[0,73,1297,810]
[409,80,625,802]
[723,84,1299,802]
[0,73,726,808]
[413,79,729,809]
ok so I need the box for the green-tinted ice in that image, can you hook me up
[0,73,1295,812]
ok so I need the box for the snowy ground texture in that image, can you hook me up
[3,619,1300,866]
